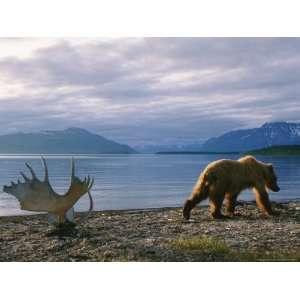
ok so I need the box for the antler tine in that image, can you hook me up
[86,175,90,187]
[71,157,75,181]
[25,163,37,179]
[20,171,30,182]
[41,157,49,182]
[88,177,94,190]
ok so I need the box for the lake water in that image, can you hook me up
[0,154,300,216]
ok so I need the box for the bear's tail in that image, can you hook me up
[192,174,210,201]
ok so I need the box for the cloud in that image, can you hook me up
[0,37,300,146]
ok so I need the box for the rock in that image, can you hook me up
[103,250,114,258]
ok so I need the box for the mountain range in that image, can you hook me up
[0,128,137,154]
[1,122,300,154]
[135,143,204,154]
[200,122,300,152]
[152,122,300,153]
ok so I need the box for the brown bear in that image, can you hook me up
[183,155,280,220]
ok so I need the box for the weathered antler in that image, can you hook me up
[3,157,94,224]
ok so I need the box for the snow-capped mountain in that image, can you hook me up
[201,122,300,152]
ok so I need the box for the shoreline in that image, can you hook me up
[0,200,299,261]
[1,199,300,219]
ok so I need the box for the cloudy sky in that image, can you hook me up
[0,38,300,147]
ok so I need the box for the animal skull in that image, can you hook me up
[3,157,94,224]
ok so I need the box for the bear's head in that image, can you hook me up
[265,164,280,192]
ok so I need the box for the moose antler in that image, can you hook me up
[3,157,94,224]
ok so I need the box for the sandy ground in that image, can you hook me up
[0,201,299,261]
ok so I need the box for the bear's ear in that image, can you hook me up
[267,163,274,171]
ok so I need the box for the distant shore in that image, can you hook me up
[247,145,300,156]
[156,151,239,155]
[0,201,299,262]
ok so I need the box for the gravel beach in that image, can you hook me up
[0,201,299,262]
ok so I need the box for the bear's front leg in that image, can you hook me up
[253,186,278,216]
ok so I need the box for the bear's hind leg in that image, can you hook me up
[209,191,225,219]
[183,193,207,220]
[183,182,209,220]
[225,193,238,216]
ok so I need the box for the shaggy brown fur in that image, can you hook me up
[183,156,280,220]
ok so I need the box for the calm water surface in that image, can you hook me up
[0,154,299,216]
